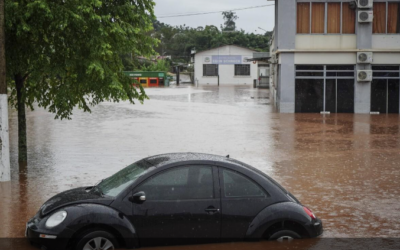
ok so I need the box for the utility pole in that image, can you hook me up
[176,66,180,86]
[0,0,10,182]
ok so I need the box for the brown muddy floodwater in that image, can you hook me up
[1,85,400,249]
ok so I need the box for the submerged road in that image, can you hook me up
[0,85,399,249]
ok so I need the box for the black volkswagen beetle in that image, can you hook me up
[26,153,323,250]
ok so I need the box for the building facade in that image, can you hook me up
[194,45,258,85]
[270,0,400,114]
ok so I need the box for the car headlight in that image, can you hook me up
[45,211,67,228]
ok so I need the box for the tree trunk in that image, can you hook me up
[0,0,10,182]
[15,74,27,166]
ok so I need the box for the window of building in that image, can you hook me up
[295,65,355,113]
[296,2,355,34]
[312,3,325,33]
[222,169,267,198]
[373,2,386,33]
[234,64,250,76]
[371,66,400,114]
[203,64,218,76]
[388,3,400,33]
[342,3,356,34]
[328,3,341,34]
[373,2,400,34]
[297,3,310,33]
[136,166,214,200]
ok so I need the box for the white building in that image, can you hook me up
[194,45,258,85]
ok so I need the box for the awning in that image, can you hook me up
[246,57,271,62]
[246,52,271,63]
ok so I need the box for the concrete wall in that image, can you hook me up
[295,53,356,64]
[372,35,400,49]
[373,53,400,64]
[274,0,296,112]
[355,64,371,114]
[279,53,295,113]
[194,45,258,85]
[276,0,296,50]
[296,35,357,50]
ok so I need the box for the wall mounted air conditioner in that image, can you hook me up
[357,70,373,82]
[358,0,373,9]
[357,52,373,64]
[358,11,373,22]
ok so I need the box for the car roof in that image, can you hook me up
[139,152,289,195]
[141,152,245,168]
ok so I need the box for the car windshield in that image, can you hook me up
[96,160,154,197]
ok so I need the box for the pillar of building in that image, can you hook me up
[355,8,373,114]
[276,0,296,113]
[279,53,296,113]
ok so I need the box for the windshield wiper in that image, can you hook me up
[94,178,104,186]
[91,185,104,196]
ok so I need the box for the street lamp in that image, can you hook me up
[258,27,268,32]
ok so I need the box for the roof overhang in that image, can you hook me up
[246,57,271,62]
[246,52,271,63]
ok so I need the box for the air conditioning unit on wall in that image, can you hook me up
[357,52,373,64]
[358,0,373,9]
[357,70,373,82]
[358,11,373,22]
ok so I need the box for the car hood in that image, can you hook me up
[40,187,114,216]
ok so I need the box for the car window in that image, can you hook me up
[222,169,267,198]
[136,166,214,200]
[97,160,154,197]
[144,167,189,186]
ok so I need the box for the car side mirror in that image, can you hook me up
[130,191,146,204]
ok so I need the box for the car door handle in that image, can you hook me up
[205,207,220,214]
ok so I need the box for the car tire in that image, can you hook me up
[269,230,301,241]
[74,230,118,250]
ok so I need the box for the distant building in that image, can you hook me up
[194,45,258,85]
[269,0,400,114]
[250,52,271,88]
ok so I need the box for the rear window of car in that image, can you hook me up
[227,159,289,195]
[222,169,268,198]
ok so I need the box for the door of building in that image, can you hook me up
[325,79,354,113]
[295,65,355,113]
[371,79,400,114]
[295,78,324,113]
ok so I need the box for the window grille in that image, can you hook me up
[234,64,250,76]
[203,64,218,76]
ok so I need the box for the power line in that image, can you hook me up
[157,4,274,18]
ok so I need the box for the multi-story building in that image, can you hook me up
[269,0,400,114]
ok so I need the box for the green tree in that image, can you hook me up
[140,59,170,72]
[5,0,158,165]
[152,13,271,64]
[221,11,238,31]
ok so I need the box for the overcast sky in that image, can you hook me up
[154,0,275,34]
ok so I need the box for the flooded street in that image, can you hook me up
[1,85,400,249]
